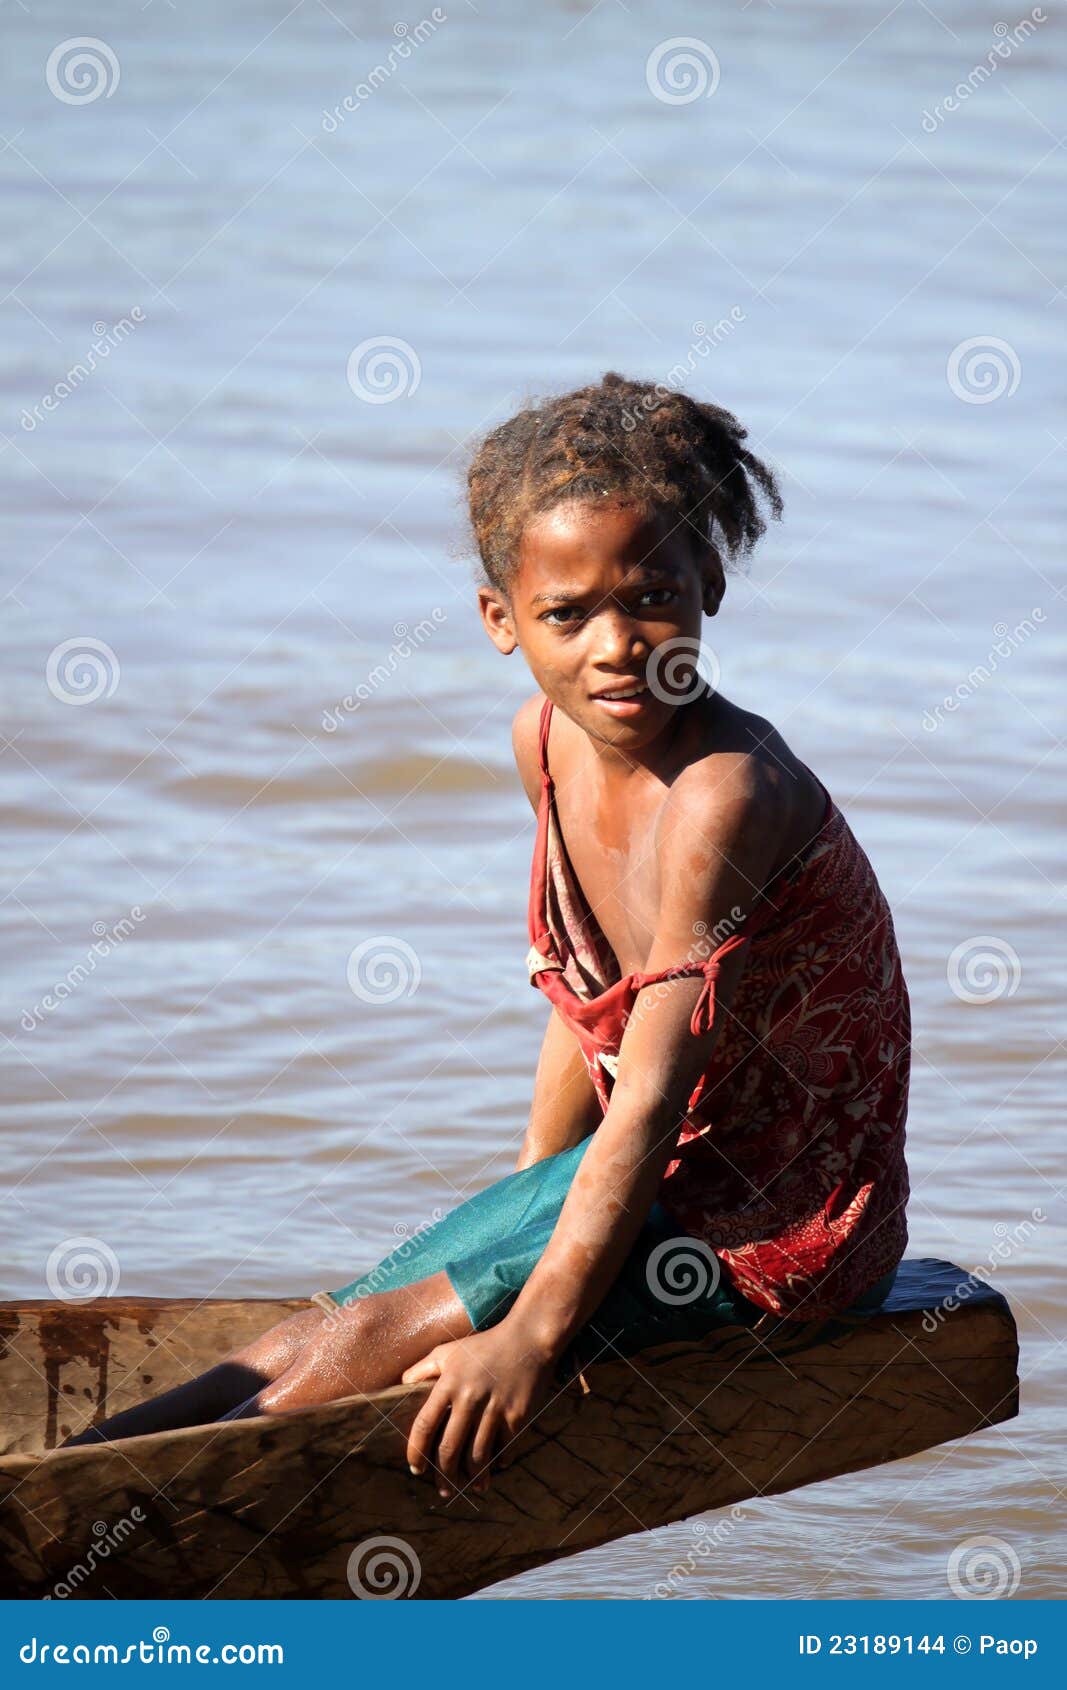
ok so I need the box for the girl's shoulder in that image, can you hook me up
[663,696,830,891]
[511,689,550,815]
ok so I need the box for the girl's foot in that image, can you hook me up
[58,1306,328,1448]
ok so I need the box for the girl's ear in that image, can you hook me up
[698,543,725,618]
[477,586,519,655]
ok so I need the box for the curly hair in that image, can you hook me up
[467,370,783,595]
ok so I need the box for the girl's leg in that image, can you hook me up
[60,1305,329,1448]
[61,1272,475,1445]
[61,1148,580,1447]
[222,1269,473,1419]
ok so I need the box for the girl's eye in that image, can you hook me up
[542,588,675,627]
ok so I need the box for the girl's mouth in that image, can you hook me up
[589,682,651,717]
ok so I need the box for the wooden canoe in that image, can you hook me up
[0,1258,1018,1599]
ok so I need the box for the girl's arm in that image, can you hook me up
[503,765,779,1362]
[510,693,601,1171]
[403,759,787,1494]
[513,1007,602,1172]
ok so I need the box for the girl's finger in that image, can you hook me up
[401,1355,441,1385]
[468,1408,500,1481]
[434,1400,474,1493]
[468,1411,501,1494]
[405,1381,450,1475]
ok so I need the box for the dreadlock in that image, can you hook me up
[467,370,783,595]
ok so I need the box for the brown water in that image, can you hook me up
[1,0,1063,1599]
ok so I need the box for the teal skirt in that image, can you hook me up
[325,1136,898,1381]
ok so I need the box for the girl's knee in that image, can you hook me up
[253,1308,377,1413]
[228,1307,324,1374]
[323,1291,390,1346]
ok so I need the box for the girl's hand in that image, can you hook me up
[401,1323,557,1499]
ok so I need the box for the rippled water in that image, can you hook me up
[1,0,1063,1599]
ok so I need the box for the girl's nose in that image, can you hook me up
[594,608,645,666]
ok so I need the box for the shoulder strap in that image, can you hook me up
[630,931,749,1038]
[537,696,554,784]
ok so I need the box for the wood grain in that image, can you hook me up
[0,1260,1019,1599]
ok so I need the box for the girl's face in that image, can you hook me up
[479,499,723,745]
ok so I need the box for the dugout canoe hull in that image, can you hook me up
[0,1259,1019,1599]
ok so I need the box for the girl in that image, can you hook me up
[64,373,910,1504]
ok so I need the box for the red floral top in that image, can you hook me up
[525,697,910,1321]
